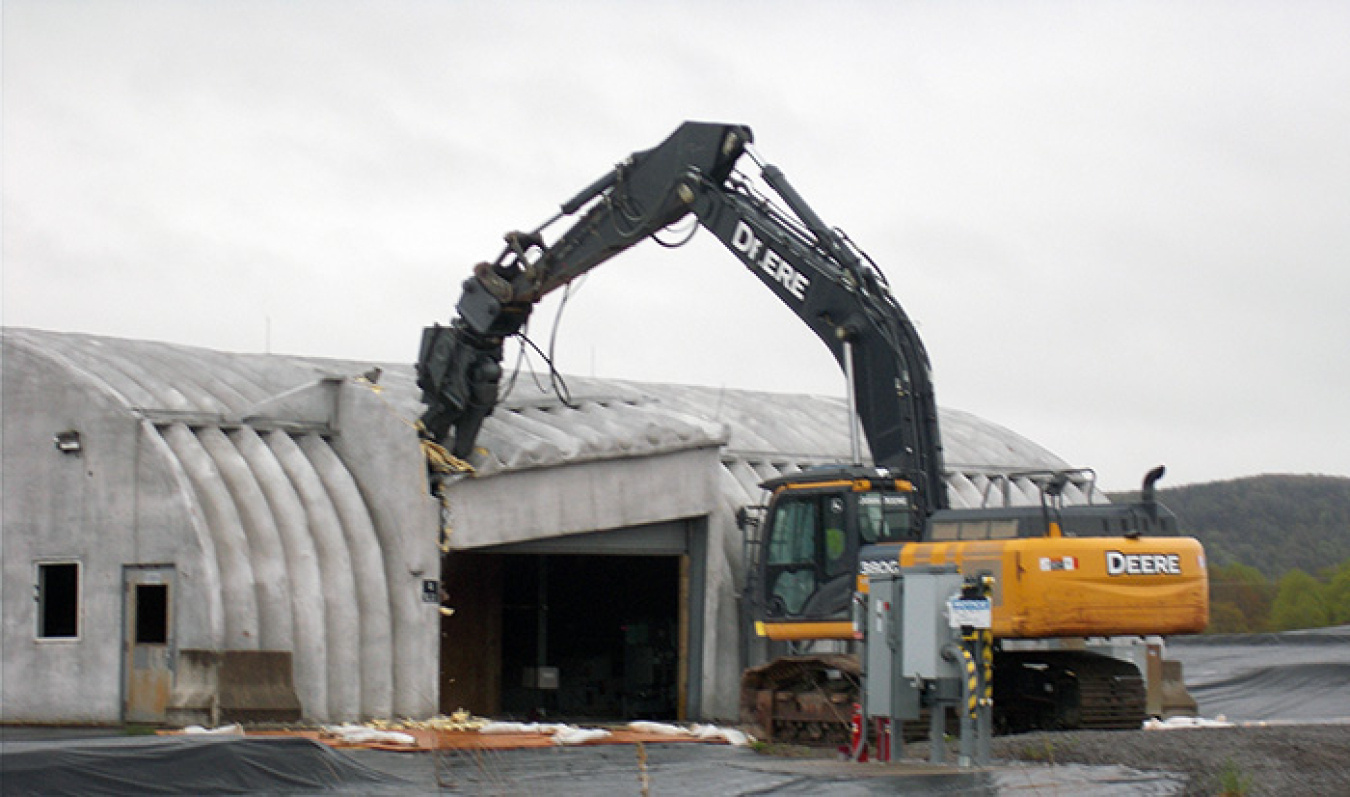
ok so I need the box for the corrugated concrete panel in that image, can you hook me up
[299,434,394,720]
[1,328,439,723]
[476,375,1101,511]
[265,430,364,721]
[161,422,262,650]
[232,426,329,719]
[201,427,295,653]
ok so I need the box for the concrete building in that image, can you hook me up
[2,328,1090,725]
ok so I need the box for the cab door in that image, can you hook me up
[760,491,852,619]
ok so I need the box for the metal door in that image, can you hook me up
[123,566,175,723]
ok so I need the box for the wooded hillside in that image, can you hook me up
[1154,474,1350,577]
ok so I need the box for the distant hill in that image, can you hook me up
[1117,474,1350,578]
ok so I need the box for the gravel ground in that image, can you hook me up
[988,723,1350,796]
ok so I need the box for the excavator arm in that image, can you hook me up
[417,121,947,515]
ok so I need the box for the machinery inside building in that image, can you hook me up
[440,551,683,721]
[500,554,679,720]
[440,532,696,724]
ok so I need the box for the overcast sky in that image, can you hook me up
[4,1,1348,490]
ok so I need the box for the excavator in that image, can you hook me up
[416,122,1208,740]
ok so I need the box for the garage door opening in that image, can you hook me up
[440,520,708,722]
[500,553,680,721]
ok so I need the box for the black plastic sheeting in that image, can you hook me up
[0,735,407,796]
[1169,627,1350,722]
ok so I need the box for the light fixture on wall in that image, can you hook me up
[54,430,82,454]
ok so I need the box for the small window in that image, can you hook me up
[959,521,990,540]
[987,520,1019,539]
[37,562,80,639]
[930,522,960,541]
[135,584,169,644]
[859,493,913,543]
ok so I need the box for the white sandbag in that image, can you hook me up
[553,726,612,746]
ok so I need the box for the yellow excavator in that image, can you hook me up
[743,465,1205,738]
[415,122,1208,740]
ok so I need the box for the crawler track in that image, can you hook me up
[742,650,1150,743]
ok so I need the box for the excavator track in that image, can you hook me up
[1067,653,1148,730]
[739,654,860,745]
[993,650,1147,732]
[743,650,1150,744]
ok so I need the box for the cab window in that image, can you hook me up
[766,497,819,566]
[858,492,913,544]
[764,495,821,616]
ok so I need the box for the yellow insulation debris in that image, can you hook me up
[368,710,490,733]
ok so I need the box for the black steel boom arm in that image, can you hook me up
[416,121,949,514]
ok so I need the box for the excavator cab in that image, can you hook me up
[748,467,920,642]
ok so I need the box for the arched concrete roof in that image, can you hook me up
[6,326,1098,516]
[478,375,1101,509]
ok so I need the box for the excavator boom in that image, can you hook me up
[418,121,947,516]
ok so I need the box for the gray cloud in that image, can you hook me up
[4,0,1347,488]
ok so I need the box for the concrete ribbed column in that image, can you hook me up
[299,435,393,719]
[233,428,328,720]
[160,423,259,650]
[198,427,294,651]
[267,432,361,721]
[141,420,226,649]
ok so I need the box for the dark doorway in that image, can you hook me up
[499,554,679,721]
[440,553,502,717]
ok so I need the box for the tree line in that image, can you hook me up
[1206,558,1350,633]
[1154,474,1350,579]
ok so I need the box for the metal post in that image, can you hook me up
[843,339,863,466]
[977,630,993,766]
[958,637,977,767]
[928,685,947,765]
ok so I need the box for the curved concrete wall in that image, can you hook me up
[1,329,439,723]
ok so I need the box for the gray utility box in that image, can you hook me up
[864,566,963,721]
